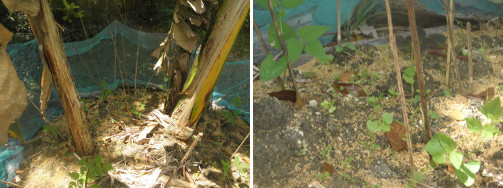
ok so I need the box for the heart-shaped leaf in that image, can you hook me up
[260,55,288,82]
[287,38,303,63]
[481,97,501,121]
[297,26,330,42]
[449,151,463,169]
[268,20,296,50]
[465,118,482,133]
[305,40,327,62]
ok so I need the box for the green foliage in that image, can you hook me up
[320,145,332,158]
[317,171,330,179]
[81,99,88,112]
[43,124,58,139]
[233,156,249,174]
[344,0,384,32]
[388,89,399,97]
[260,2,333,82]
[342,157,354,169]
[100,81,113,100]
[424,133,481,186]
[402,65,416,85]
[221,160,230,177]
[297,148,306,156]
[466,97,501,139]
[321,100,336,113]
[69,155,113,188]
[428,111,441,120]
[58,0,85,23]
[406,171,425,188]
[366,113,393,133]
[130,108,141,119]
[443,89,452,98]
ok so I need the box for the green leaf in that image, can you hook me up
[465,118,482,133]
[305,40,327,62]
[424,133,456,157]
[297,26,330,42]
[481,124,500,139]
[80,166,86,175]
[388,89,399,96]
[91,184,101,188]
[268,20,296,50]
[287,38,303,63]
[93,155,103,164]
[260,55,288,81]
[382,113,393,124]
[455,161,480,186]
[366,120,380,132]
[449,151,463,169]
[346,43,356,51]
[336,46,343,52]
[438,133,457,153]
[428,111,441,120]
[103,162,113,171]
[432,153,446,164]
[481,97,502,121]
[280,0,305,9]
[70,172,80,180]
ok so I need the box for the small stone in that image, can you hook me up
[309,100,318,107]
[451,110,465,121]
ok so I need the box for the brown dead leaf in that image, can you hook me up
[339,70,358,83]
[466,87,495,101]
[268,90,296,103]
[385,122,407,151]
[333,82,366,97]
[322,162,334,176]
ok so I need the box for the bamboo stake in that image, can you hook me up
[267,0,304,107]
[385,0,415,173]
[337,0,341,44]
[406,0,431,142]
[467,21,473,92]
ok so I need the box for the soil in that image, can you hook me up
[16,89,250,187]
[254,25,503,187]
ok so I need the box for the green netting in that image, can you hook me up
[5,19,249,147]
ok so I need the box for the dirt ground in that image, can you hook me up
[16,88,250,187]
[254,24,503,187]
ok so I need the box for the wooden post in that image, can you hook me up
[2,0,94,155]
[337,0,341,44]
[384,0,415,173]
[406,0,431,142]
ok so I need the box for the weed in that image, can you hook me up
[321,100,336,113]
[388,89,399,97]
[69,155,113,188]
[341,173,351,180]
[58,0,85,23]
[443,88,452,98]
[342,157,354,169]
[233,156,250,175]
[428,111,441,120]
[100,81,113,100]
[221,160,230,177]
[320,145,332,158]
[317,171,330,179]
[81,98,88,112]
[42,124,58,139]
[424,98,501,186]
[297,148,307,156]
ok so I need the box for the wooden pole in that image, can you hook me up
[267,0,304,108]
[8,0,95,155]
[406,0,431,142]
[384,0,415,173]
[467,21,473,92]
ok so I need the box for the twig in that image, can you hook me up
[267,0,303,107]
[231,132,250,159]
[0,180,23,188]
[406,0,431,143]
[165,132,203,187]
[467,21,473,92]
[385,0,415,173]
[135,27,141,99]
[253,21,269,55]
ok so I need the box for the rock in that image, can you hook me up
[371,159,393,179]
[309,100,318,107]
[451,110,465,121]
